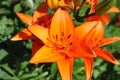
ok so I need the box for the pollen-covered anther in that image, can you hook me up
[67,34,72,39]
[55,34,58,41]
[69,42,72,45]
[61,32,64,37]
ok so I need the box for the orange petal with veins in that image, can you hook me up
[67,40,95,58]
[30,46,64,64]
[16,13,33,25]
[99,37,120,47]
[50,8,74,43]
[57,58,73,80]
[28,25,49,44]
[33,2,48,22]
[75,21,97,40]
[82,21,104,47]
[106,6,120,14]
[100,14,110,24]
[94,48,119,65]
[11,28,36,41]
[84,58,94,80]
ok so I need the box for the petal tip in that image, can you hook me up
[29,59,38,65]
[114,60,120,65]
[29,59,34,64]
[11,37,22,41]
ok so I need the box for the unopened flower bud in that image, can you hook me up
[46,0,59,9]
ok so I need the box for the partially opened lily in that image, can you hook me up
[11,2,53,55]
[29,8,95,80]
[86,0,119,24]
[11,2,50,41]
[75,21,120,80]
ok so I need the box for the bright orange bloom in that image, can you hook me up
[11,2,50,40]
[11,2,53,55]
[75,21,120,80]
[29,8,95,80]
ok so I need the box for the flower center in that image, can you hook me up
[46,32,73,52]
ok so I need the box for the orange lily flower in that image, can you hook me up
[86,0,119,24]
[11,2,50,41]
[11,2,53,55]
[75,21,120,80]
[29,8,95,80]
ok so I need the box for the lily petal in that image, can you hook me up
[84,58,94,80]
[50,8,74,43]
[100,14,110,24]
[99,37,120,47]
[16,13,33,25]
[94,48,119,65]
[30,46,64,64]
[106,6,120,14]
[82,21,104,47]
[68,39,95,58]
[28,25,49,44]
[57,58,73,80]
[11,28,36,41]
[75,21,97,40]
[33,2,48,22]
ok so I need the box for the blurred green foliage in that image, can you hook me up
[0,0,120,80]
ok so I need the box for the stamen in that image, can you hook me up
[99,40,102,42]
[52,35,55,39]
[67,34,71,39]
[62,46,65,49]
[55,35,58,41]
[60,38,63,42]
[69,42,72,45]
[90,40,93,43]
[46,38,50,41]
[95,38,97,41]
[56,35,58,39]
[61,32,64,37]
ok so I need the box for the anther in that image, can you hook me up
[46,38,50,41]
[99,40,102,42]
[55,35,58,41]
[61,32,64,37]
[69,42,72,45]
[67,34,71,39]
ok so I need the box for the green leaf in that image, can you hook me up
[14,3,22,13]
[1,64,15,76]
[0,49,8,61]
[19,73,38,79]
[51,63,57,78]
[20,61,29,70]
[0,69,13,79]
[93,69,100,79]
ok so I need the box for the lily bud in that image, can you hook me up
[46,0,59,9]
[95,0,116,15]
